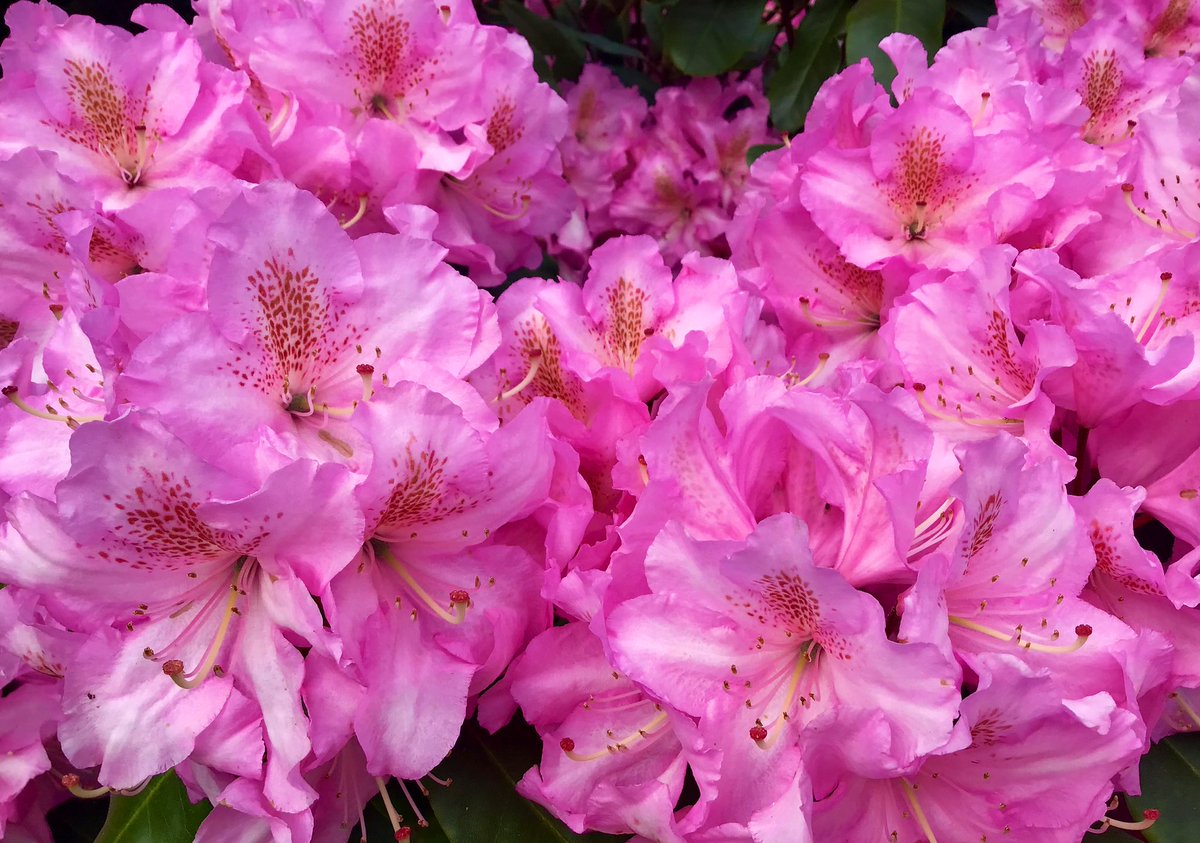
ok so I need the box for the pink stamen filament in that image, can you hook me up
[901,779,941,843]
[562,709,669,761]
[798,298,878,329]
[1096,810,1160,832]
[398,781,429,828]
[949,616,1092,654]
[909,498,958,557]
[376,543,469,624]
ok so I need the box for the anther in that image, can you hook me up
[749,725,768,742]
[559,738,576,753]
[162,659,185,677]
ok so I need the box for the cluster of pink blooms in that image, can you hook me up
[551,66,772,276]
[5,0,1200,841]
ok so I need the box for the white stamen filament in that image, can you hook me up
[563,709,669,762]
[1135,274,1172,344]
[497,351,543,403]
[339,195,369,230]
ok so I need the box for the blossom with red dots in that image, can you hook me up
[8,0,1200,840]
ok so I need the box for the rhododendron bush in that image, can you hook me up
[8,0,1200,840]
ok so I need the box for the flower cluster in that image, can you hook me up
[550,66,772,275]
[2,0,1200,841]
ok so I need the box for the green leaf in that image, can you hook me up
[94,771,210,843]
[747,142,784,165]
[498,0,587,83]
[767,0,855,132]
[560,25,646,58]
[428,720,628,843]
[844,0,946,90]
[1128,733,1200,843]
[661,0,769,77]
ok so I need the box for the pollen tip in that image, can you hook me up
[395,829,412,841]
[142,647,155,659]
[1144,809,1161,821]
[559,737,576,753]
[162,659,185,677]
[1075,624,1093,637]
[749,725,768,742]
[61,774,81,788]
[1121,183,1135,193]
[449,589,470,605]
[912,382,928,392]
[356,363,375,375]
[1,385,16,396]
[1161,272,1173,281]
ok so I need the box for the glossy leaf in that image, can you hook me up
[94,771,210,843]
[845,0,945,89]
[662,0,768,77]
[768,0,855,132]
[498,0,587,83]
[1127,733,1200,843]
[428,720,628,843]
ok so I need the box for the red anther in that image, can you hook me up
[1121,183,1136,193]
[356,364,375,375]
[1162,272,1174,281]
[528,348,543,359]
[162,659,185,676]
[1075,624,1093,637]
[395,829,412,841]
[449,589,470,605]
[559,737,576,753]
[61,773,81,788]
[1,386,16,396]
[749,725,768,742]
[912,382,928,392]
[1144,809,1161,821]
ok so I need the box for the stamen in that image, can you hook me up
[375,777,404,834]
[61,774,110,799]
[911,383,1021,428]
[797,298,877,329]
[427,772,452,787]
[444,177,532,221]
[1101,810,1161,832]
[637,455,650,486]
[2,385,103,426]
[949,617,1092,654]
[168,582,240,689]
[497,350,542,402]
[754,652,812,749]
[1170,692,1200,730]
[1121,183,1197,238]
[794,353,830,388]
[560,709,669,761]
[1135,272,1172,344]
[901,779,940,843]
[340,195,369,230]
[907,202,928,240]
[376,542,470,624]
[267,93,296,139]
[398,781,430,828]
